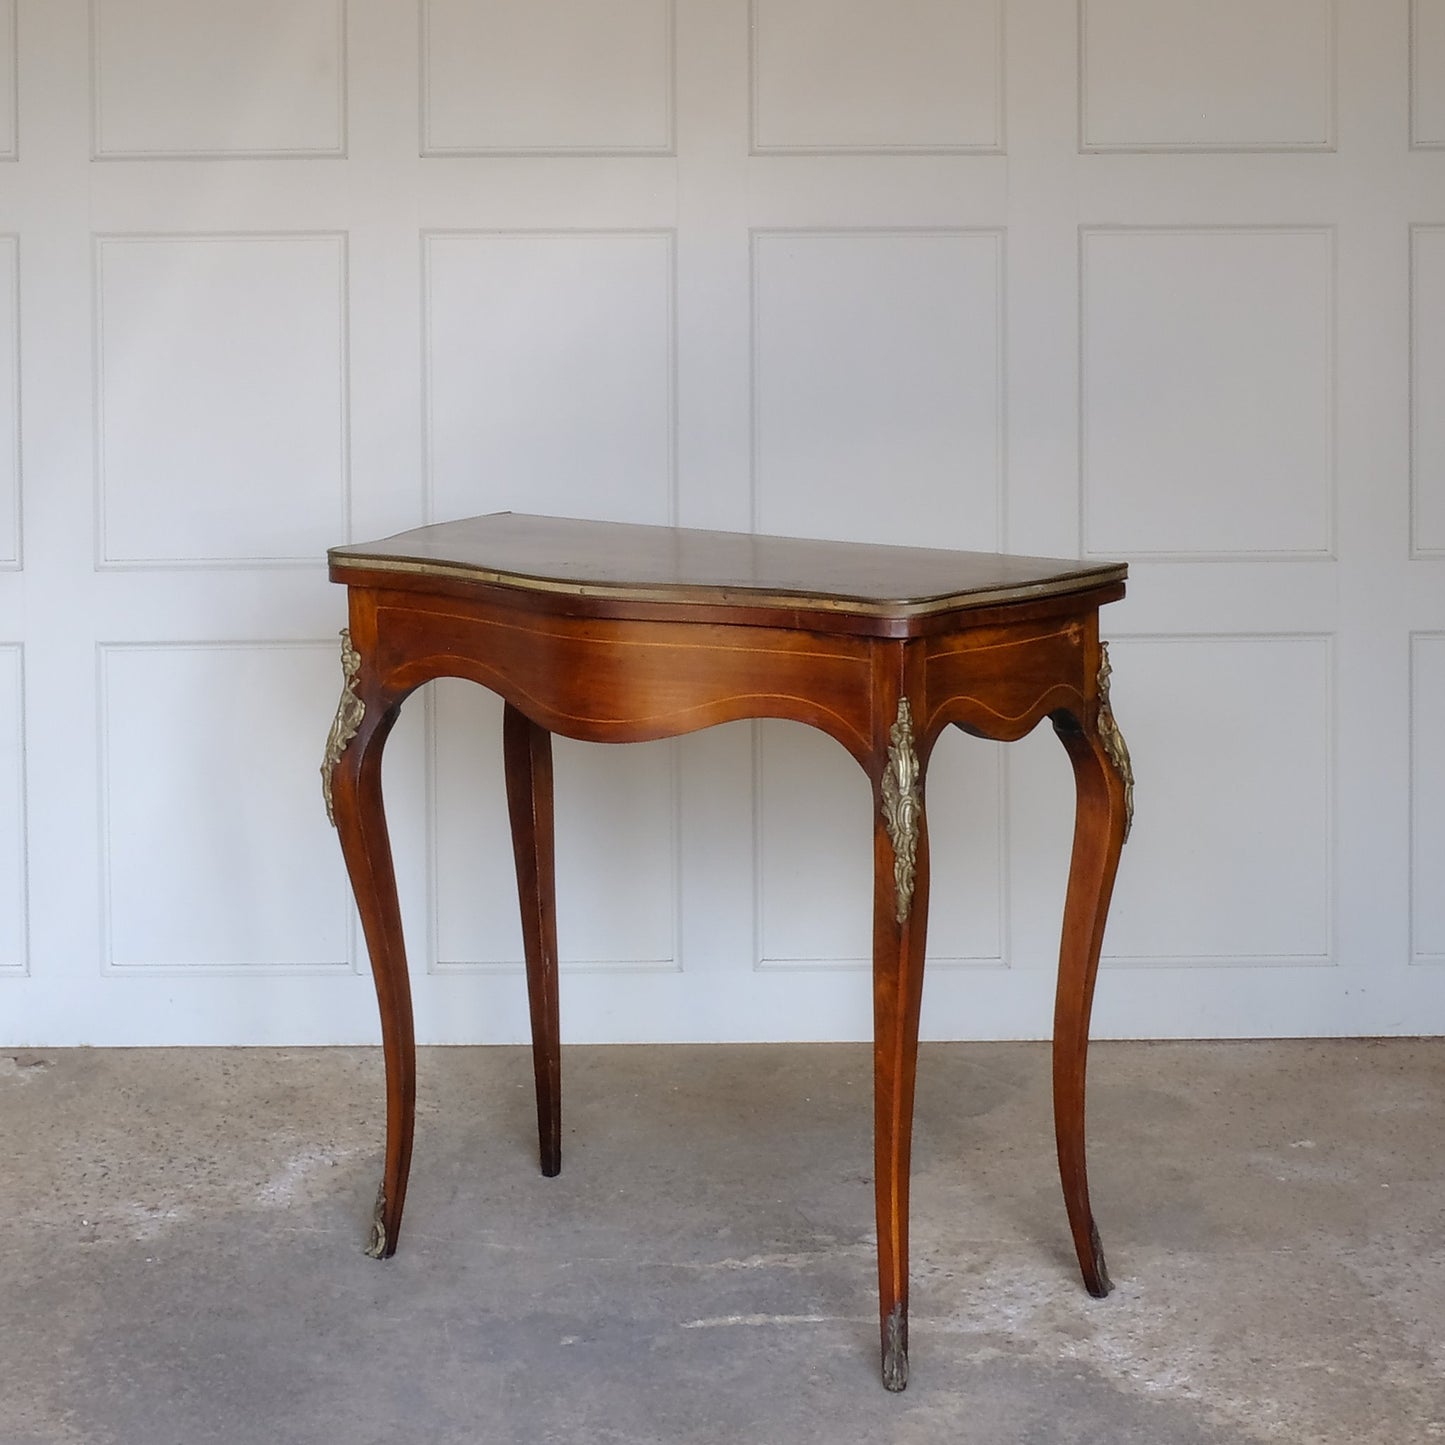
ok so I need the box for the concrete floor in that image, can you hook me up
[1,1041,1442,1445]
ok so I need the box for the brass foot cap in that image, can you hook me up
[363,1184,388,1259]
[882,1303,909,1392]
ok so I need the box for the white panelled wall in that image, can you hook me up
[0,0,1441,1045]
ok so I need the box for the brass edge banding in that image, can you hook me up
[881,699,922,925]
[1096,642,1135,843]
[321,628,365,827]
[328,553,1128,619]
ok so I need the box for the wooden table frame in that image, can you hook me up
[321,514,1132,1391]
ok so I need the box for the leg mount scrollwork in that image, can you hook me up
[321,628,366,827]
[881,698,922,924]
[1096,642,1135,843]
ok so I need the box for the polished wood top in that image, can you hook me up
[330,513,1126,620]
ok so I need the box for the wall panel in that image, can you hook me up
[752,230,1002,548]
[757,723,1003,967]
[1102,636,1333,964]
[1081,0,1334,151]
[1413,227,1445,556]
[95,234,349,566]
[99,643,353,973]
[0,0,15,160]
[1414,0,1445,148]
[422,0,673,154]
[1082,228,1334,559]
[0,236,18,567]
[423,231,675,526]
[1413,635,1445,961]
[0,645,25,973]
[751,0,1003,152]
[91,0,345,158]
[429,679,677,972]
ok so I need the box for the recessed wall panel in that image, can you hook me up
[1412,635,1445,960]
[0,646,25,973]
[1414,0,1445,147]
[1102,636,1333,963]
[0,0,16,160]
[430,679,676,970]
[1081,0,1334,151]
[424,232,674,525]
[92,0,345,158]
[100,644,352,971]
[758,723,1002,966]
[96,234,349,566]
[1082,228,1334,558]
[422,0,673,154]
[751,0,1002,152]
[1413,228,1445,555]
[753,231,1002,549]
[0,237,18,566]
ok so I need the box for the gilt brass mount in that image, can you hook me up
[321,628,365,827]
[881,698,921,924]
[1096,642,1134,843]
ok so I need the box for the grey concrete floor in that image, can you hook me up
[1,1040,1442,1445]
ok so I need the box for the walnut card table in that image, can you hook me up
[321,512,1133,1392]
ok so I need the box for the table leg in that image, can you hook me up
[503,703,562,1178]
[322,637,414,1261]
[871,699,930,1392]
[1050,663,1132,1299]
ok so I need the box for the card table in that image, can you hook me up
[322,512,1133,1390]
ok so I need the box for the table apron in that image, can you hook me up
[349,591,1099,766]
[923,614,1094,745]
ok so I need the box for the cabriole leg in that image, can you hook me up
[502,703,562,1178]
[323,629,414,1260]
[872,698,930,1391]
[1049,644,1133,1298]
